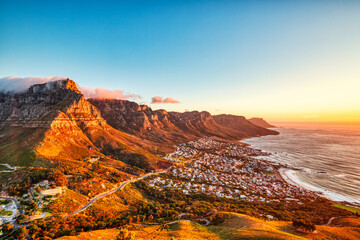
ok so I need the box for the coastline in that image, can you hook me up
[279,168,360,204]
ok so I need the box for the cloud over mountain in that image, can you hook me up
[151,96,180,104]
[0,76,65,93]
[0,76,141,100]
[80,87,141,100]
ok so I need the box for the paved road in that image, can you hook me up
[64,170,167,218]
[0,197,23,239]
[0,196,23,216]
[0,163,16,173]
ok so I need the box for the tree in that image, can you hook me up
[116,228,135,240]
[49,169,67,187]
[13,226,29,240]
[292,219,316,233]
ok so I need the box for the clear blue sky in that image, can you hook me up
[1,0,360,122]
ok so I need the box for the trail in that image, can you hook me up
[64,170,167,218]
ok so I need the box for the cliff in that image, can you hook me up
[0,79,156,164]
[88,99,278,145]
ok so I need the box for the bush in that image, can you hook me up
[292,219,316,232]
[116,228,135,240]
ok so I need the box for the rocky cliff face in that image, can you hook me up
[0,79,154,162]
[0,79,105,128]
[89,99,278,145]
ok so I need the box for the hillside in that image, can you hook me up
[88,99,278,146]
[248,117,275,128]
[213,114,277,136]
[0,79,160,165]
[55,214,360,240]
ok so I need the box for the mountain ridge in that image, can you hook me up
[248,117,275,128]
[0,79,278,166]
[88,98,278,146]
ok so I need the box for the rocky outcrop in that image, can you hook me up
[248,117,275,128]
[0,79,104,128]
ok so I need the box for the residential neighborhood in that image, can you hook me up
[147,138,320,203]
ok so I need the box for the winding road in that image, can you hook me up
[64,169,168,218]
[0,197,23,239]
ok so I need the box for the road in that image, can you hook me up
[64,169,167,218]
[0,196,23,216]
[0,197,23,239]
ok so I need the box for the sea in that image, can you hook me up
[242,122,360,204]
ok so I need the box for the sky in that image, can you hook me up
[1,0,359,123]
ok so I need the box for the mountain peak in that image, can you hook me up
[63,78,80,92]
[28,78,81,95]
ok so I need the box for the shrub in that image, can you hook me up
[292,219,316,232]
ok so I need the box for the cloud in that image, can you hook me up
[163,97,180,103]
[151,96,163,104]
[0,76,65,93]
[80,87,141,100]
[151,96,180,104]
[0,76,141,100]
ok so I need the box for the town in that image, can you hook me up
[148,137,320,203]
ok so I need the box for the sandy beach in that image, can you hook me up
[279,168,360,204]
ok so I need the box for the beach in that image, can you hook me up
[279,168,360,204]
[242,125,360,205]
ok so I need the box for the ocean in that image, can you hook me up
[242,123,360,204]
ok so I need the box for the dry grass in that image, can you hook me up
[55,213,360,240]
[56,229,119,240]
[207,212,307,240]
[132,221,220,240]
[46,188,89,217]
[83,184,150,217]
[57,221,219,240]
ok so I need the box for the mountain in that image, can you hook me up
[213,114,278,136]
[88,99,278,146]
[0,79,157,166]
[0,79,277,167]
[248,117,275,128]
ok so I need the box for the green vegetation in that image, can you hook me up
[0,199,12,205]
[0,127,44,167]
[134,179,355,225]
[17,149,37,167]
[333,203,360,214]
[0,209,13,216]
[6,168,50,196]
[0,164,11,171]
[102,147,154,172]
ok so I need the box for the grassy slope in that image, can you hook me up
[333,203,360,214]
[84,184,148,215]
[46,188,89,217]
[0,127,46,166]
[207,213,307,240]
[57,221,220,240]
[56,212,360,240]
